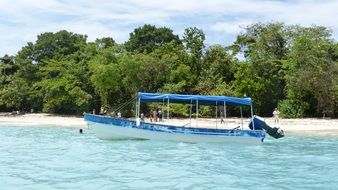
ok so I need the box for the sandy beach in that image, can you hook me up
[0,113,87,128]
[1,113,338,136]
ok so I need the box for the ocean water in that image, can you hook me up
[0,125,338,190]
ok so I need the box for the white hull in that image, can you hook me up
[88,122,263,144]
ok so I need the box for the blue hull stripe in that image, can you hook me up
[84,114,265,139]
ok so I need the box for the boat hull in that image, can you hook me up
[85,114,265,144]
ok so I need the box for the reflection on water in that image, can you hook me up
[0,125,338,189]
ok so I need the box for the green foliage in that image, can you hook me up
[0,24,337,118]
[278,99,309,118]
[195,45,236,96]
[0,55,17,76]
[284,26,336,117]
[88,47,122,108]
[95,37,116,49]
[169,104,190,117]
[0,77,32,110]
[203,45,235,82]
[183,27,205,58]
[232,23,290,115]
[0,55,40,111]
[161,64,195,93]
[183,27,205,76]
[125,24,180,53]
[35,59,92,113]
[232,62,266,113]
[17,30,87,64]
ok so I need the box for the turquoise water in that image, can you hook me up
[1,125,338,190]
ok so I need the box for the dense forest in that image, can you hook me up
[0,23,337,118]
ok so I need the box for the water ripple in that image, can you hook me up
[1,125,338,189]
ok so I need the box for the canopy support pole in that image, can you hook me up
[135,97,140,119]
[224,101,227,128]
[251,105,255,130]
[196,99,199,128]
[189,99,192,127]
[138,97,140,118]
[162,98,164,122]
[135,98,138,119]
[167,98,170,123]
[215,101,218,129]
[240,106,243,130]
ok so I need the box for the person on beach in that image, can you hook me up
[273,108,280,124]
[117,112,121,118]
[100,107,107,115]
[158,109,163,122]
[150,110,153,122]
[140,113,145,122]
[153,110,158,122]
[111,111,116,117]
[220,111,225,124]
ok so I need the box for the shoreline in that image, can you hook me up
[0,113,86,128]
[1,113,338,137]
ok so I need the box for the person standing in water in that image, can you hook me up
[273,108,280,124]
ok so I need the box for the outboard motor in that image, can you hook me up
[249,116,284,139]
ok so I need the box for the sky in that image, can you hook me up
[1,0,338,56]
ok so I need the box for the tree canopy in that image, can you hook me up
[125,24,181,53]
[0,23,337,118]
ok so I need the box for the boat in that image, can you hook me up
[84,92,284,144]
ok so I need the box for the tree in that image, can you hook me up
[0,55,41,111]
[0,55,17,76]
[161,64,195,93]
[0,77,32,110]
[125,24,181,53]
[95,37,116,49]
[232,23,289,115]
[183,27,205,76]
[282,26,337,117]
[88,47,123,110]
[195,45,235,96]
[10,30,91,113]
[35,59,92,113]
[17,30,87,64]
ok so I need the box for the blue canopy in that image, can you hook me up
[138,92,252,106]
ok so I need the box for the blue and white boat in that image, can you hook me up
[84,92,283,144]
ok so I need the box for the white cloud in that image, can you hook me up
[0,0,338,56]
[211,20,254,34]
